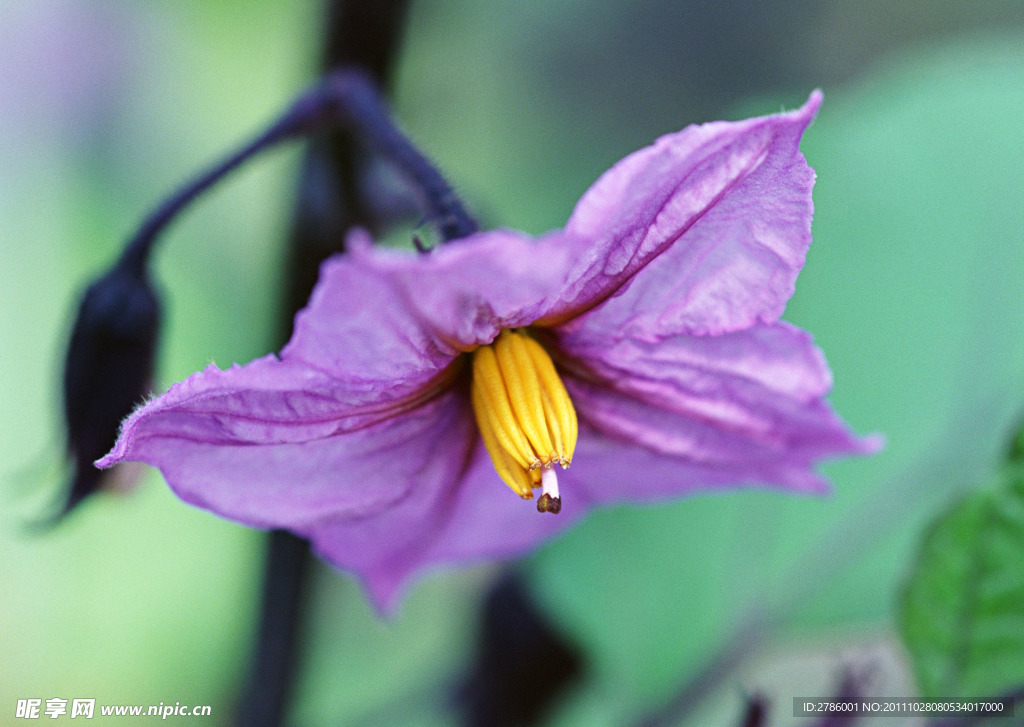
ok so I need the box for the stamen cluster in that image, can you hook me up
[470,329,578,512]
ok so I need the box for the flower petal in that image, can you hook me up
[100,350,582,613]
[344,228,578,350]
[564,429,828,502]
[554,319,878,496]
[310,442,582,613]
[283,242,461,398]
[98,354,468,530]
[546,91,822,337]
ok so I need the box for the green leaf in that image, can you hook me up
[899,464,1024,699]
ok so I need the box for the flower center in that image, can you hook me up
[470,329,577,514]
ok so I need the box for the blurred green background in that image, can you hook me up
[2,1,1023,725]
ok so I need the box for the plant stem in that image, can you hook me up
[237,3,412,727]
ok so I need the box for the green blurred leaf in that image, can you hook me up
[900,463,1024,699]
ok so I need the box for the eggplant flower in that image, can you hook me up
[99,92,877,611]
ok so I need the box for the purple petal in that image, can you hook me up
[283,244,462,398]
[564,429,828,503]
[311,443,582,613]
[553,319,879,496]
[341,228,579,350]
[98,354,468,530]
[542,92,822,338]
[99,348,582,613]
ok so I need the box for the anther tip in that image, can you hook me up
[536,493,561,514]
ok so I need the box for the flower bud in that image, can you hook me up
[60,261,160,518]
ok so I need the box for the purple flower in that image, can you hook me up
[99,92,877,611]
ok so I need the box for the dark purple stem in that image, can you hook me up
[236,3,414,727]
[117,115,300,276]
[319,69,477,241]
[236,530,311,727]
[118,47,472,280]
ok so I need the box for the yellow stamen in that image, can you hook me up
[471,381,534,498]
[470,329,577,513]
[521,334,578,465]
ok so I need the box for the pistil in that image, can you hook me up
[537,467,562,514]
